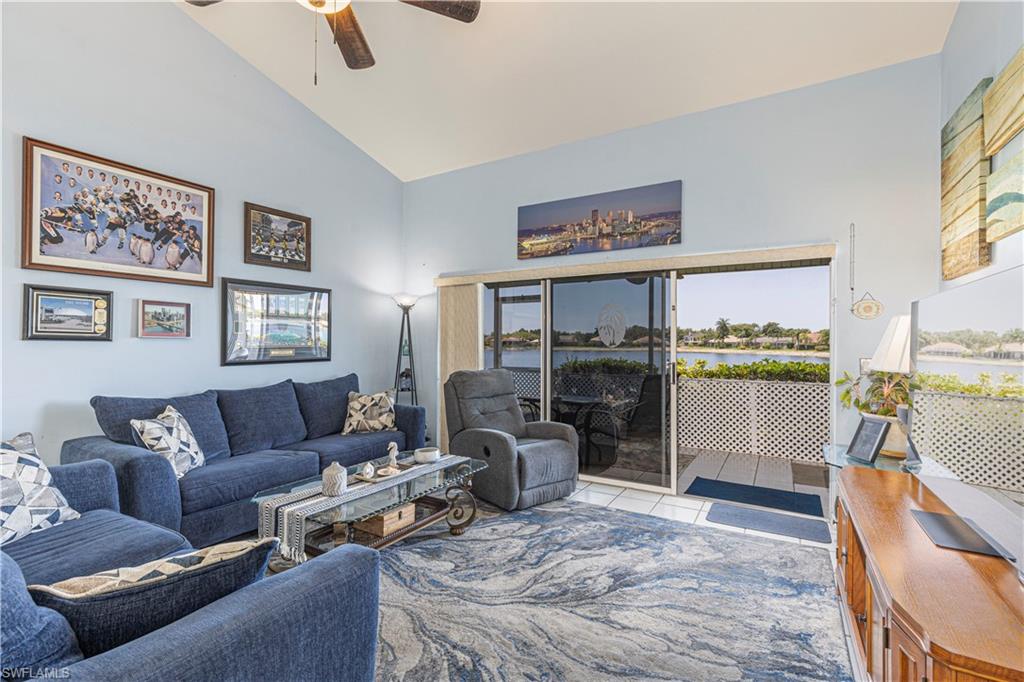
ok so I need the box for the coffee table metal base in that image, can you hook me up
[304,481,479,555]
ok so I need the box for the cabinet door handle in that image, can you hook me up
[855,613,867,624]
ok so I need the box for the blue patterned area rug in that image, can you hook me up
[376,500,851,681]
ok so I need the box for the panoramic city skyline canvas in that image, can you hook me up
[517,180,682,260]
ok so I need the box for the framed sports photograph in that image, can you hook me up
[22,137,214,287]
[243,202,310,271]
[222,278,330,366]
[23,284,112,341]
[138,300,191,339]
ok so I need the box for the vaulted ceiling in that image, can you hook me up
[182,1,957,180]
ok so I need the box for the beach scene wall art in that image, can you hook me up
[986,150,1023,243]
[517,180,682,260]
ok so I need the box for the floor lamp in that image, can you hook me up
[392,294,418,405]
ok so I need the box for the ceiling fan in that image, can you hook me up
[184,0,480,70]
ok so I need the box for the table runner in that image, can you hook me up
[258,455,464,562]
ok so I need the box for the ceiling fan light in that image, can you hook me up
[296,0,351,14]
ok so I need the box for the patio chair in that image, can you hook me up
[577,374,664,468]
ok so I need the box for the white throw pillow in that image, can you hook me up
[0,433,80,547]
[342,390,398,434]
[131,405,205,479]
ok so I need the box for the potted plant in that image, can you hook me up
[836,369,919,457]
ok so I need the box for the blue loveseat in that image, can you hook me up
[61,374,426,548]
[2,458,379,681]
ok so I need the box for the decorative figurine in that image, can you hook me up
[387,442,399,468]
[322,461,347,496]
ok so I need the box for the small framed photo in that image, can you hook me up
[243,202,310,271]
[23,284,112,341]
[138,300,191,339]
[847,413,891,464]
[222,278,330,366]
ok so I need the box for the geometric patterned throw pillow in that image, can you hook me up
[342,390,397,434]
[27,538,278,657]
[0,433,80,547]
[29,538,277,598]
[130,405,205,480]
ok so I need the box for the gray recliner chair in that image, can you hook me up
[444,368,578,511]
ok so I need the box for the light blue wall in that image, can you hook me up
[402,56,943,442]
[940,0,1024,287]
[9,2,1017,461]
[2,2,405,462]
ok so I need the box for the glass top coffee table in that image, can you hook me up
[253,453,487,557]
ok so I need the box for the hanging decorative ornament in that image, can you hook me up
[852,293,883,320]
[849,222,884,320]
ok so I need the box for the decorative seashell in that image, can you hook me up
[360,462,376,479]
[322,462,347,496]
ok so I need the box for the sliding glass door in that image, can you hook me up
[482,274,677,493]
[483,283,544,421]
[548,273,676,492]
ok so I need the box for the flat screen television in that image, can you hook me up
[910,264,1023,570]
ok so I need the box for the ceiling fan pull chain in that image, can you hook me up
[313,9,318,86]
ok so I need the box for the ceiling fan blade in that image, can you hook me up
[400,0,480,23]
[184,1,223,6]
[325,7,375,70]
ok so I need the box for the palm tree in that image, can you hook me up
[715,317,731,340]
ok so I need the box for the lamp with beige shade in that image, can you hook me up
[837,315,919,457]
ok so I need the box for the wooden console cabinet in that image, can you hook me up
[836,468,1024,682]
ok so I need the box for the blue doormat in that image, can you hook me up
[685,477,824,517]
[707,503,833,544]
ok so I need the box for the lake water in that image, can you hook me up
[487,348,829,369]
[559,227,680,256]
[917,358,1024,384]
[485,349,1022,383]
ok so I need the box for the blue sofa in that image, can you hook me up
[61,374,426,548]
[2,459,380,681]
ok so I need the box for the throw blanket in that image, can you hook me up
[258,455,464,562]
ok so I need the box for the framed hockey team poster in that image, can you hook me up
[22,137,215,287]
[243,202,311,271]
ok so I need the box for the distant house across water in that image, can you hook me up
[919,341,971,357]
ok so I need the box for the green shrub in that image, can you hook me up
[558,358,650,375]
[918,372,1023,398]
[676,358,829,383]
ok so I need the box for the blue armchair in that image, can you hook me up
[69,545,379,681]
[3,546,379,682]
[2,459,380,681]
[61,375,426,547]
[3,459,192,586]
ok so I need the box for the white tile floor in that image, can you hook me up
[569,479,835,551]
